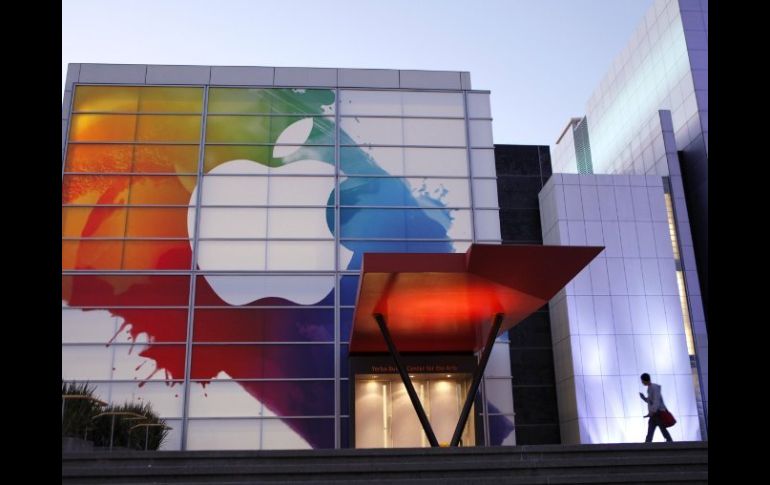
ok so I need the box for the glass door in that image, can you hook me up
[355,373,475,448]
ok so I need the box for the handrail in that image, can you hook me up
[92,411,145,419]
[62,394,108,406]
[129,423,173,431]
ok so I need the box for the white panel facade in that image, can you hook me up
[540,174,701,444]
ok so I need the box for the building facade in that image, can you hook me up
[494,145,561,444]
[62,64,519,450]
[62,57,707,449]
[551,0,707,442]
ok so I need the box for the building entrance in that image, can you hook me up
[354,373,475,448]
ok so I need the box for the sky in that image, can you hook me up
[62,0,653,146]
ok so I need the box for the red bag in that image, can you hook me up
[657,409,677,427]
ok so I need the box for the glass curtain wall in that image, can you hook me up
[62,84,514,450]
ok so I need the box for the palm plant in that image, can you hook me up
[91,401,169,451]
[62,381,103,440]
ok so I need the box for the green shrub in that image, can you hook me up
[63,381,170,450]
[62,381,102,440]
[91,401,169,451]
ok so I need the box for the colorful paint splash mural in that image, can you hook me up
[63,85,512,448]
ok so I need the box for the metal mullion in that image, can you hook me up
[187,415,336,420]
[339,86,480,94]
[63,172,198,176]
[180,86,209,450]
[63,237,190,241]
[67,141,199,145]
[62,270,190,275]
[463,89,491,445]
[62,84,77,179]
[339,143,469,149]
[188,377,336,382]
[206,112,332,117]
[202,173,335,177]
[339,237,472,241]
[117,101,142,270]
[64,342,187,346]
[64,306,189,309]
[193,305,336,309]
[63,379,185,383]
[480,378,491,446]
[203,142,333,146]
[77,82,206,88]
[62,269,195,275]
[338,114,466,120]
[334,86,341,449]
[63,204,194,208]
[197,238,335,241]
[338,205,472,209]
[340,174,473,180]
[64,270,340,276]
[190,341,335,346]
[200,204,332,208]
[72,111,203,116]
[64,204,331,208]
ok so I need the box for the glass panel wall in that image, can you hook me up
[62,84,510,451]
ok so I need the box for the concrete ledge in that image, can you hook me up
[274,67,337,87]
[64,441,706,460]
[68,64,477,91]
[338,68,399,88]
[63,442,707,484]
[210,66,274,86]
[146,65,211,85]
[399,69,463,90]
[79,64,147,84]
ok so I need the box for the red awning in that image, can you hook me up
[350,244,603,354]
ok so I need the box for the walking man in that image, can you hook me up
[639,373,673,443]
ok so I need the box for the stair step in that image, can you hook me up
[62,442,708,484]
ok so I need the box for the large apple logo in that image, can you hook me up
[187,118,352,306]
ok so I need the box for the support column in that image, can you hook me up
[450,313,504,447]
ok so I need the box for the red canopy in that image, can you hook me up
[350,244,603,353]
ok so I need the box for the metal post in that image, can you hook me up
[62,399,66,427]
[450,313,504,447]
[145,427,149,451]
[109,415,116,451]
[373,313,439,447]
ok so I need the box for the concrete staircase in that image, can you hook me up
[62,441,707,484]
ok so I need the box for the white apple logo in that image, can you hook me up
[188,117,352,306]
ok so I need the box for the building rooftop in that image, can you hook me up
[65,63,474,90]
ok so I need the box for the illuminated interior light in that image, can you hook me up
[664,193,680,260]
[666,190,696,357]
[677,271,696,356]
[382,383,388,448]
